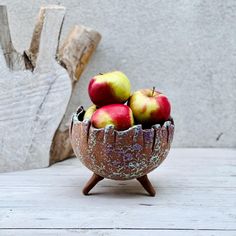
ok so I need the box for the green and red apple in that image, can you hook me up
[129,88,171,126]
[88,71,131,107]
[91,104,134,131]
[83,104,97,120]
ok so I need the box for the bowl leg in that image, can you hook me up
[137,175,156,196]
[83,173,104,195]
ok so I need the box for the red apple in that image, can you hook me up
[88,71,131,107]
[128,88,171,126]
[83,105,97,120]
[91,104,134,131]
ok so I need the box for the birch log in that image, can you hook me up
[50,26,101,164]
[0,5,71,172]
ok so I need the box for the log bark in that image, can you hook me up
[50,25,101,164]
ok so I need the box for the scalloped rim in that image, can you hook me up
[71,106,174,134]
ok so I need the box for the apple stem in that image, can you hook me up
[99,73,103,75]
[152,86,155,96]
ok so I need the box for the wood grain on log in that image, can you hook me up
[0,5,71,172]
[50,25,101,164]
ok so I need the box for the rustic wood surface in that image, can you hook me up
[0,5,71,172]
[0,149,235,235]
[0,230,235,236]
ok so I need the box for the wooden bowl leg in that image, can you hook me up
[83,173,104,195]
[137,175,156,196]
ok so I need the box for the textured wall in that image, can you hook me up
[0,0,235,147]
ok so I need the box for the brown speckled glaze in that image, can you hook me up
[70,106,174,181]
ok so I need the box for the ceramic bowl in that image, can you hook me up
[70,106,174,180]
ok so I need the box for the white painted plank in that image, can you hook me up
[0,229,235,236]
[0,149,235,230]
[0,149,235,189]
[0,204,235,230]
[0,187,235,229]
[1,186,235,208]
[0,167,235,188]
[5,148,236,170]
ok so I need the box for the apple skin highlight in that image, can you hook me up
[91,104,134,131]
[88,71,131,107]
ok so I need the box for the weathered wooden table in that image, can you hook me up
[0,149,235,235]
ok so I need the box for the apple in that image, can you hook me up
[128,88,171,126]
[83,105,97,120]
[88,71,131,107]
[91,104,134,131]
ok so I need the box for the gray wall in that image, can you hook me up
[1,0,235,147]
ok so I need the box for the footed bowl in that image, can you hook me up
[70,106,174,181]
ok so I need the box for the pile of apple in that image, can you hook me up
[84,71,171,131]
